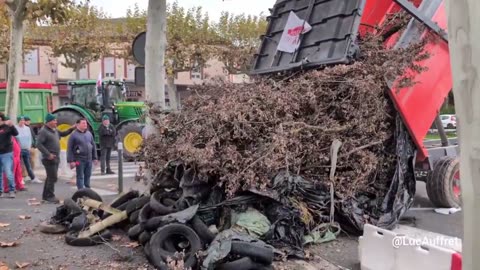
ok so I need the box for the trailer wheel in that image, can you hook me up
[55,110,82,151]
[117,122,143,160]
[426,156,461,208]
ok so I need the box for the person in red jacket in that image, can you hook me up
[3,137,26,192]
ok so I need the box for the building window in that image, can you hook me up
[125,60,135,80]
[191,62,202,80]
[23,49,39,76]
[103,57,115,78]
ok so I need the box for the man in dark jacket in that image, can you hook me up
[98,115,116,175]
[67,118,98,189]
[0,115,19,198]
[36,113,75,203]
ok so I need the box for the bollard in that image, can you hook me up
[118,142,123,194]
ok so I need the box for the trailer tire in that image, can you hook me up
[426,156,461,208]
[117,122,143,161]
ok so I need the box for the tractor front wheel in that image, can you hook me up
[117,122,143,161]
[426,156,461,208]
[55,110,82,151]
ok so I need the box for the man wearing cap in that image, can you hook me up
[36,113,75,203]
[98,115,116,175]
[15,115,41,184]
[0,114,19,198]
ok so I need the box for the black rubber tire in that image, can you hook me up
[145,216,164,231]
[144,243,168,270]
[69,213,88,232]
[150,191,175,215]
[126,196,150,216]
[191,216,215,244]
[63,198,82,213]
[129,209,140,224]
[215,257,273,270]
[110,190,139,208]
[163,198,177,207]
[72,188,103,203]
[117,122,144,160]
[128,224,144,241]
[138,202,154,224]
[149,224,202,269]
[426,156,461,208]
[39,221,67,234]
[65,230,112,246]
[230,241,274,264]
[139,231,152,246]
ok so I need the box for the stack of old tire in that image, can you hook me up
[39,188,114,246]
[124,190,274,270]
[41,188,275,269]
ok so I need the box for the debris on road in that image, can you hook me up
[14,262,29,269]
[0,241,18,248]
[38,22,427,270]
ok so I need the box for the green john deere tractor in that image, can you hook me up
[52,79,145,160]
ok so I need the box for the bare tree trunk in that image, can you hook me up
[145,0,166,112]
[5,1,27,121]
[167,76,178,110]
[447,1,480,269]
[144,0,167,183]
[75,67,80,80]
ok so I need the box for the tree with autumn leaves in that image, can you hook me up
[119,1,266,108]
[1,0,75,120]
[44,4,110,80]
[0,0,267,116]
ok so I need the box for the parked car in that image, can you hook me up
[440,114,456,129]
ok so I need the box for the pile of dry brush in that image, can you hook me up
[140,34,428,231]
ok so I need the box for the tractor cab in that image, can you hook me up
[68,79,126,124]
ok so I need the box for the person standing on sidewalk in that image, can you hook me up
[0,115,19,198]
[36,114,75,203]
[67,118,98,189]
[15,116,42,184]
[98,115,116,175]
[3,136,27,192]
[24,115,37,172]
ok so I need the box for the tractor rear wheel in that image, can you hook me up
[426,156,461,208]
[55,110,82,151]
[117,122,143,161]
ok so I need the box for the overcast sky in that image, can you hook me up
[89,0,275,20]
